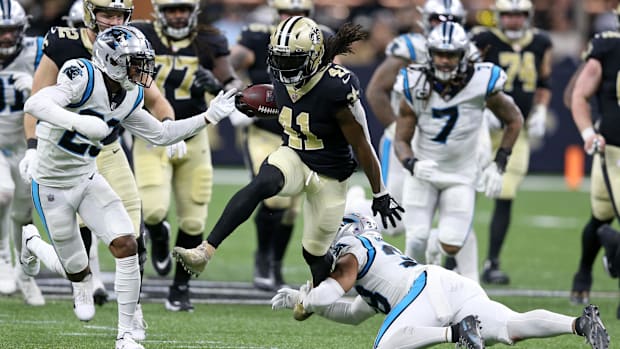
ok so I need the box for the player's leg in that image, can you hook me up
[167,131,212,312]
[454,230,479,282]
[483,131,528,285]
[0,151,16,295]
[402,176,438,263]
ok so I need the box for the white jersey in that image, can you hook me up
[0,37,43,149]
[394,62,506,184]
[32,58,206,187]
[334,234,425,315]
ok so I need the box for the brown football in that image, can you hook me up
[238,84,278,117]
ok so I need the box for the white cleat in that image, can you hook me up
[15,266,45,306]
[0,256,16,295]
[116,333,145,349]
[130,303,147,341]
[72,276,95,321]
[20,225,41,277]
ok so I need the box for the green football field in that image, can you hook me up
[0,170,618,348]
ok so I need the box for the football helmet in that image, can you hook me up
[334,213,382,244]
[268,16,324,85]
[494,0,533,40]
[63,0,85,28]
[0,0,28,57]
[83,0,133,32]
[271,0,314,17]
[420,0,466,33]
[152,0,200,39]
[426,21,470,82]
[92,25,155,90]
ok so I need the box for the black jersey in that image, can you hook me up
[471,27,551,118]
[584,31,620,147]
[131,21,229,120]
[272,63,360,181]
[43,26,92,68]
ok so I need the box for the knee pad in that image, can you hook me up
[143,207,167,226]
[64,252,89,275]
[178,217,204,235]
[191,164,213,204]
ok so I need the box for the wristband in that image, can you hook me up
[402,157,417,175]
[372,189,388,198]
[494,147,511,173]
[26,138,37,149]
[580,127,595,142]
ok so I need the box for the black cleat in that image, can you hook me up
[597,225,620,278]
[455,315,484,349]
[253,252,274,291]
[165,284,194,312]
[481,260,510,285]
[570,271,592,305]
[150,222,172,276]
[577,305,609,349]
[93,287,108,306]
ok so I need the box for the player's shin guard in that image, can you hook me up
[27,237,66,277]
[506,310,574,341]
[174,230,202,286]
[302,248,333,286]
[114,254,140,338]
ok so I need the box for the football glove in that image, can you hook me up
[527,104,546,139]
[18,148,37,183]
[12,72,33,94]
[371,191,404,229]
[479,162,503,198]
[166,140,187,159]
[190,66,222,97]
[72,115,109,141]
[271,281,311,311]
[204,89,237,125]
[402,158,438,181]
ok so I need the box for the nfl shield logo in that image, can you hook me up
[47,194,54,202]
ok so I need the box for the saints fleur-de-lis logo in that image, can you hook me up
[310,27,321,44]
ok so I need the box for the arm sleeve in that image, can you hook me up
[121,109,207,146]
[315,295,377,325]
[302,277,345,311]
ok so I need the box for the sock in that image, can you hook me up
[27,237,66,277]
[454,231,479,282]
[450,323,460,342]
[302,248,334,286]
[507,310,574,339]
[254,204,278,256]
[488,199,512,262]
[577,215,611,274]
[146,222,165,241]
[114,254,140,339]
[174,230,202,286]
[79,226,92,258]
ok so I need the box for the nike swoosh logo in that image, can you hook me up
[155,257,171,270]
[112,149,120,154]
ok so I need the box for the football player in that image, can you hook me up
[62,0,85,28]
[173,17,403,289]
[471,0,553,285]
[393,22,522,278]
[0,0,45,306]
[18,0,177,340]
[131,0,242,312]
[21,25,235,349]
[568,4,620,318]
[229,0,328,291]
[271,214,610,349]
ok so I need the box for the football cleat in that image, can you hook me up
[481,260,510,285]
[15,266,44,306]
[165,284,194,312]
[20,224,41,277]
[455,315,485,349]
[172,241,210,277]
[150,221,172,276]
[131,303,147,341]
[253,252,273,291]
[0,256,16,295]
[578,305,609,349]
[293,302,313,321]
[115,333,145,349]
[597,225,619,277]
[72,276,95,322]
[92,274,109,306]
[570,271,592,305]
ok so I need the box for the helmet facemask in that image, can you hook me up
[331,213,382,252]
[83,0,133,33]
[153,0,200,40]
[426,21,470,83]
[0,0,29,58]
[494,0,533,40]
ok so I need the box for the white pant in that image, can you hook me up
[0,146,33,253]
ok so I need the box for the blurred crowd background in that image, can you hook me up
[19,0,620,174]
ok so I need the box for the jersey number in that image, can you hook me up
[154,56,199,100]
[279,106,324,150]
[57,110,111,157]
[0,76,26,113]
[431,106,459,143]
[355,286,391,314]
[499,51,537,92]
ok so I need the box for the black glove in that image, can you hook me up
[371,192,404,229]
[191,66,222,97]
[234,92,256,117]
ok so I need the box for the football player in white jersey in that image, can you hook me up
[392,22,522,274]
[272,214,610,349]
[0,0,45,306]
[20,25,235,349]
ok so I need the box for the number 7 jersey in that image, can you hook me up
[394,63,507,184]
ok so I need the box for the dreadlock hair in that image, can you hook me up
[320,22,368,68]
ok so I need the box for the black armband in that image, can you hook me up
[494,148,511,173]
[26,138,37,149]
[402,157,417,175]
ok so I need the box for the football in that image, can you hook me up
[236,84,278,117]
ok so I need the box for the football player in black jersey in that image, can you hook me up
[569,5,620,318]
[471,0,552,285]
[19,0,176,340]
[230,0,333,291]
[131,0,242,312]
[174,17,403,291]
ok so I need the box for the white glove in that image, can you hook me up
[229,108,253,128]
[412,159,438,181]
[19,148,37,183]
[72,116,109,141]
[205,89,237,125]
[527,104,546,138]
[483,109,502,131]
[271,280,311,310]
[166,140,187,159]
[479,162,503,198]
[12,72,33,94]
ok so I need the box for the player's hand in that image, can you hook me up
[583,132,605,155]
[234,92,256,118]
[403,158,438,181]
[204,89,237,125]
[371,191,404,229]
[12,72,33,94]
[527,105,546,139]
[190,66,222,97]
[271,287,301,310]
[480,162,503,198]
[229,108,254,127]
[19,148,37,183]
[72,115,109,141]
[166,140,187,159]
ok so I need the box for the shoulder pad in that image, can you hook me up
[385,33,427,63]
[474,62,507,96]
[394,64,430,103]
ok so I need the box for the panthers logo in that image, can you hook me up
[63,65,82,80]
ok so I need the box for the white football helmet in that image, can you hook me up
[0,0,29,57]
[63,0,85,28]
[83,0,133,32]
[426,21,470,82]
[419,0,466,33]
[268,16,324,84]
[152,0,200,40]
[92,25,155,91]
[494,0,533,40]
[271,0,314,17]
[334,213,382,243]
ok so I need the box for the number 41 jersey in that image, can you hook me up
[394,63,507,184]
